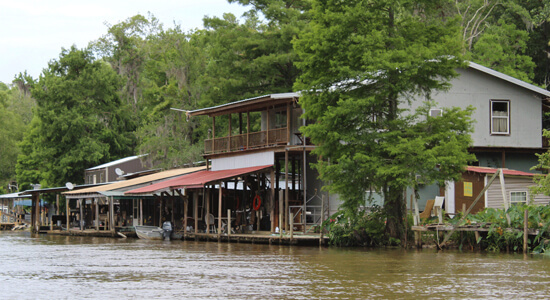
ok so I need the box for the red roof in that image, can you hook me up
[466,166,536,177]
[125,165,273,195]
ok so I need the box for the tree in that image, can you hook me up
[16,46,136,189]
[294,0,475,241]
[0,78,35,192]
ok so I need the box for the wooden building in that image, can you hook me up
[62,167,205,234]
[446,166,550,214]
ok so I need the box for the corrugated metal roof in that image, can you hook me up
[188,93,299,116]
[466,166,536,177]
[64,166,206,195]
[86,154,147,171]
[125,165,273,195]
[0,192,31,199]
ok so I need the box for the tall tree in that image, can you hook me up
[16,46,136,189]
[0,78,35,193]
[294,0,475,241]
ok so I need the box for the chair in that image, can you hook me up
[206,213,216,233]
[433,196,445,223]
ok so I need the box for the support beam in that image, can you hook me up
[66,198,70,230]
[206,188,211,234]
[218,183,223,237]
[95,198,99,231]
[285,149,289,232]
[270,168,275,233]
[194,191,199,235]
[109,196,115,232]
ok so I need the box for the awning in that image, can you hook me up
[64,166,206,199]
[125,165,273,195]
[466,166,536,177]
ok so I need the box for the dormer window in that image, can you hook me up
[491,100,510,135]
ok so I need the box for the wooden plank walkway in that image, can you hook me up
[412,224,540,236]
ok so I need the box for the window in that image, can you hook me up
[510,191,527,205]
[491,100,510,135]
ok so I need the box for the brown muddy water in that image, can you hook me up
[1,232,549,299]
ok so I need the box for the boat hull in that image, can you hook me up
[135,226,164,240]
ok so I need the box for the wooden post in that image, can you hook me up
[290,212,294,241]
[246,112,250,149]
[34,192,40,233]
[194,191,199,235]
[95,198,99,231]
[227,208,231,238]
[56,194,59,215]
[499,169,511,225]
[270,168,275,233]
[228,113,232,152]
[140,199,143,225]
[159,196,163,227]
[183,196,188,238]
[108,197,113,232]
[66,198,70,230]
[523,207,529,253]
[279,190,283,238]
[267,108,270,146]
[218,183,223,238]
[286,102,291,144]
[206,189,211,234]
[284,149,289,232]
[319,194,325,246]
[79,199,84,231]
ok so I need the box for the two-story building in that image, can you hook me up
[123,61,550,236]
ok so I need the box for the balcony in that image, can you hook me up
[204,127,288,155]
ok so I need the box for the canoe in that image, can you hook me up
[135,225,164,240]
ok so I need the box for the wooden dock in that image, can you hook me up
[412,224,539,236]
[43,228,327,246]
[0,223,15,230]
[184,232,328,246]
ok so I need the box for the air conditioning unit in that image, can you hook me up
[429,108,442,117]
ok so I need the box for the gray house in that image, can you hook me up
[413,62,550,213]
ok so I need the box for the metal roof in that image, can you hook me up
[466,166,536,177]
[86,154,147,171]
[188,93,300,116]
[125,165,273,195]
[0,192,31,199]
[63,166,206,197]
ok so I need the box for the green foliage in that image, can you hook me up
[325,206,387,247]
[294,0,474,241]
[16,47,136,189]
[449,205,550,253]
[0,79,35,191]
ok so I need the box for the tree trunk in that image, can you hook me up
[384,182,406,242]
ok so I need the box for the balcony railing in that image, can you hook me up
[205,127,288,155]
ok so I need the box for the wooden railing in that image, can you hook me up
[205,127,288,155]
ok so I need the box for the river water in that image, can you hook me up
[1,232,549,299]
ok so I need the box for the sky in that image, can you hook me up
[0,0,251,84]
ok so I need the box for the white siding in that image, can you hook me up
[211,151,275,171]
[486,176,550,209]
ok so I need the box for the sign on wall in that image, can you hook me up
[464,182,473,197]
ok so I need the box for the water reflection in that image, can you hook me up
[0,231,549,299]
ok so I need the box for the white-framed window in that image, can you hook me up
[491,100,510,135]
[510,191,527,205]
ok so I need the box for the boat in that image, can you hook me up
[134,225,164,240]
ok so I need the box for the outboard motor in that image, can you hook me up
[162,221,172,241]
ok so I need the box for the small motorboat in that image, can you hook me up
[135,225,164,240]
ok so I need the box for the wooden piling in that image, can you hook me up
[290,212,294,241]
[523,208,529,253]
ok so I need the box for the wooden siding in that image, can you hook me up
[455,172,486,214]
